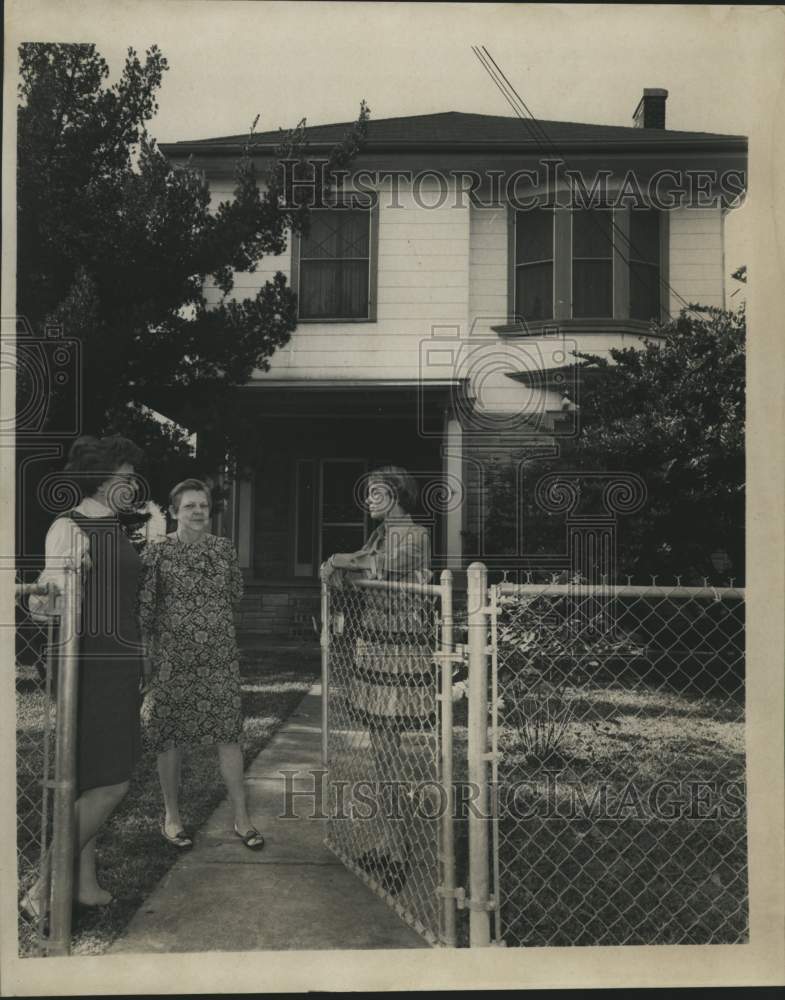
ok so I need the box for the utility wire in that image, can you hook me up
[473,45,700,317]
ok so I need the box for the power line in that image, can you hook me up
[472,45,700,318]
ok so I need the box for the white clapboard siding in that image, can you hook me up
[233,182,471,381]
[377,270,467,288]
[469,204,509,334]
[668,207,725,312]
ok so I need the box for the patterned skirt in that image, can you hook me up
[350,637,437,730]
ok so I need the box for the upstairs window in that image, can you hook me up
[508,206,665,327]
[629,208,661,321]
[572,209,613,318]
[514,207,554,321]
[298,209,372,320]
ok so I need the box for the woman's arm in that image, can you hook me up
[28,517,88,620]
[320,530,381,582]
[136,542,161,651]
[224,538,244,603]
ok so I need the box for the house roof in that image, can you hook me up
[160,110,747,157]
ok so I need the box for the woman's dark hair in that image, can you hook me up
[368,465,418,513]
[169,478,211,514]
[64,435,144,499]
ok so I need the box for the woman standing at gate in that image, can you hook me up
[24,435,146,917]
[320,465,433,896]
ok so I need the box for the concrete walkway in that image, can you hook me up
[110,684,426,953]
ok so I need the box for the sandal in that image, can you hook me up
[160,821,193,850]
[73,895,114,912]
[233,824,265,851]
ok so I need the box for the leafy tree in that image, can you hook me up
[17,42,369,519]
[481,304,746,584]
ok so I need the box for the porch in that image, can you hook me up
[223,384,464,639]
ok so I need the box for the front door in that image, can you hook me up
[294,458,368,577]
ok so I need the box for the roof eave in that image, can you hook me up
[159,136,748,159]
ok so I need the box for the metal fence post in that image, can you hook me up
[320,579,330,768]
[47,563,80,956]
[439,569,457,947]
[466,561,491,947]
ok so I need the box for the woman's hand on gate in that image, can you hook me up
[28,582,61,623]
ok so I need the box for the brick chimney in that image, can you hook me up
[633,88,668,129]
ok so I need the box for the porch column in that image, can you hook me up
[443,411,464,569]
[236,471,254,571]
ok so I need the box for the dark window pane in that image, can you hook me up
[299,260,369,319]
[573,209,613,259]
[301,209,370,259]
[573,260,613,318]
[322,525,365,560]
[295,461,314,566]
[515,208,553,264]
[322,461,365,523]
[516,262,553,321]
[630,209,660,265]
[630,262,660,320]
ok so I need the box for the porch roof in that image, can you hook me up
[234,381,457,419]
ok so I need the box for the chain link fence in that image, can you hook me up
[318,564,748,950]
[321,572,459,947]
[485,580,747,947]
[14,577,58,956]
[13,565,80,957]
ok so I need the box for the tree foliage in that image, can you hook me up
[482,304,746,583]
[17,42,369,507]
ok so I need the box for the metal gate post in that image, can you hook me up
[47,563,80,956]
[466,562,491,946]
[438,569,457,947]
[320,579,330,768]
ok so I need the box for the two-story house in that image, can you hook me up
[161,89,747,636]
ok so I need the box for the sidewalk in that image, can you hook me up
[110,683,426,953]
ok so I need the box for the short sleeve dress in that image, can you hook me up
[36,505,144,795]
[137,533,244,752]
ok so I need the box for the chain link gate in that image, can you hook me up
[321,570,459,947]
[477,575,747,947]
[13,564,81,956]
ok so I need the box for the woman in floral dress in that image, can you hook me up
[138,479,264,851]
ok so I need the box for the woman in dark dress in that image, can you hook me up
[26,435,146,915]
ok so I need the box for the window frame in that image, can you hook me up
[511,206,556,323]
[571,207,615,320]
[290,199,379,323]
[507,204,669,328]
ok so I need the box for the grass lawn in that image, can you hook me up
[16,643,320,957]
[451,668,748,947]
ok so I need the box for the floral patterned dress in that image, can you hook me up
[137,533,244,752]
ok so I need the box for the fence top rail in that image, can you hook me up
[496,583,745,600]
[328,577,444,598]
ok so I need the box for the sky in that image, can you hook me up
[8,1,784,285]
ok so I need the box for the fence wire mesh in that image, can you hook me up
[14,576,58,957]
[488,582,747,947]
[323,577,450,946]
